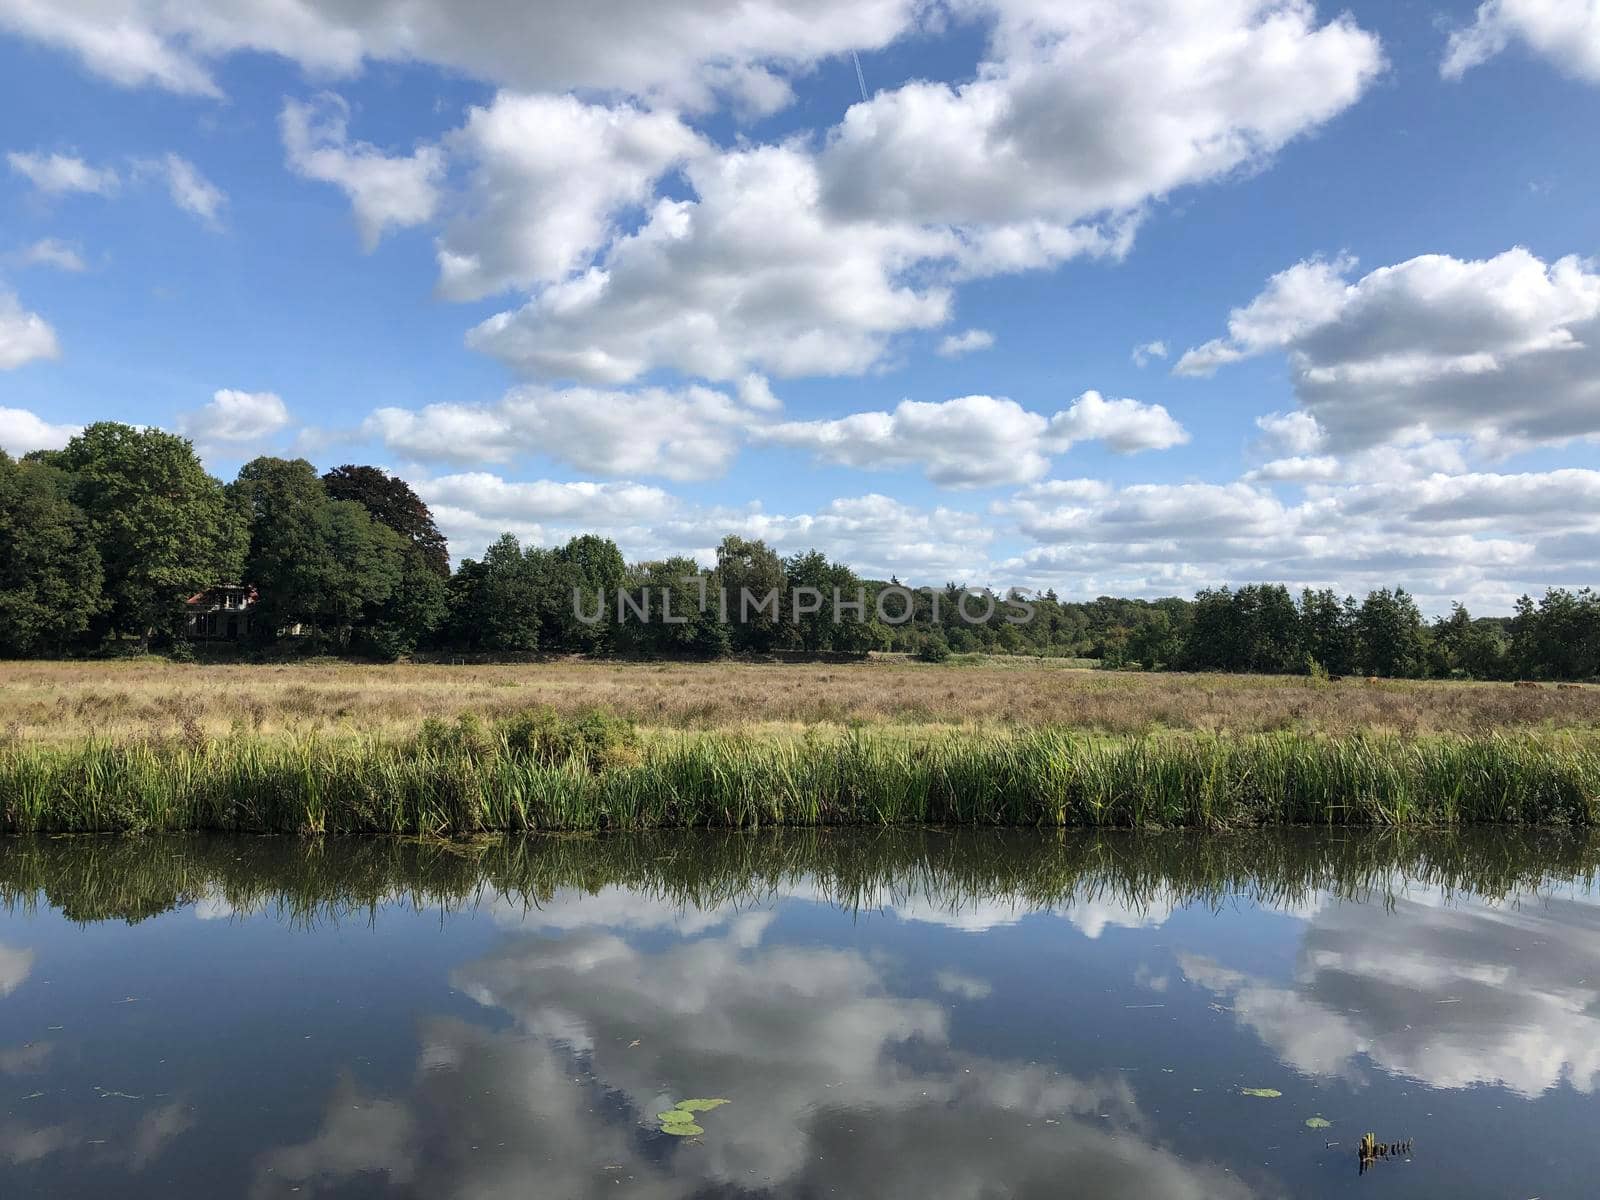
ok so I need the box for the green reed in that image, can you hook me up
[2,717,1598,835]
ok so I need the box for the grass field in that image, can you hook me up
[1,656,1596,745]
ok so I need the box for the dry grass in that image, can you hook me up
[1,655,1597,745]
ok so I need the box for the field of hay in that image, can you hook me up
[1,655,1596,745]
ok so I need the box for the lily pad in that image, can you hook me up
[675,1098,730,1113]
[659,1119,704,1136]
[658,1110,699,1125]
[1240,1088,1282,1098]
[1305,1116,1331,1128]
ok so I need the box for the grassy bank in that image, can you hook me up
[3,657,1598,744]
[3,717,1598,834]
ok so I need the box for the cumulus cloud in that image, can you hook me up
[0,406,77,454]
[14,238,85,271]
[0,293,61,370]
[936,328,995,358]
[762,391,1186,488]
[1253,410,1325,458]
[365,382,764,480]
[281,94,444,251]
[467,143,953,383]
[0,0,922,110]
[1177,248,1600,450]
[762,395,1055,488]
[1048,391,1188,454]
[419,471,993,582]
[1443,0,1600,82]
[436,93,704,301]
[6,149,118,195]
[178,389,291,444]
[821,0,1383,245]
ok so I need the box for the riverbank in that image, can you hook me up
[3,719,1597,834]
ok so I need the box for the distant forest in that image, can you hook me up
[3,422,1597,680]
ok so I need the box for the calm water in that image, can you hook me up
[2,829,1599,1198]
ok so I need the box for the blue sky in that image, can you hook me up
[1,0,1598,612]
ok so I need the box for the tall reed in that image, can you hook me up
[2,717,1597,835]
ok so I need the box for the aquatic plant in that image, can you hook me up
[1,718,1598,835]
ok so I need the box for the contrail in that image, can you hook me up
[851,50,869,102]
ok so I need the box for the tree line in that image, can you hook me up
[2,422,1596,679]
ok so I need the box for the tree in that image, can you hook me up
[360,545,446,659]
[0,451,104,655]
[558,534,626,653]
[1429,603,1507,680]
[57,423,244,647]
[1298,588,1357,676]
[322,465,449,578]
[230,458,338,639]
[715,536,786,653]
[1357,587,1427,678]
[317,500,403,645]
[468,534,541,652]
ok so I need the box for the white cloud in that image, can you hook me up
[0,406,77,453]
[281,94,444,251]
[148,152,225,228]
[1047,390,1188,454]
[1443,0,1600,83]
[1177,248,1600,450]
[0,0,923,110]
[365,382,765,480]
[736,373,782,412]
[0,293,61,370]
[436,92,704,301]
[467,143,953,384]
[1253,410,1325,457]
[1131,340,1167,367]
[415,472,677,561]
[763,391,1185,487]
[417,471,993,581]
[821,0,1383,244]
[6,149,118,195]
[762,395,1052,488]
[936,329,995,358]
[178,389,291,444]
[14,238,85,271]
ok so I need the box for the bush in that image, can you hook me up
[417,713,494,760]
[916,634,952,663]
[499,706,640,771]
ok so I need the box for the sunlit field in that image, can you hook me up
[2,655,1595,745]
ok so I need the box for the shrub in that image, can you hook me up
[500,706,640,771]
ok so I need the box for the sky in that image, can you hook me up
[0,0,1597,614]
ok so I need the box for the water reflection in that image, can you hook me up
[1,829,1597,1198]
[1183,881,1600,1096]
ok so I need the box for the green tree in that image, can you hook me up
[715,536,786,653]
[1357,587,1427,678]
[57,423,244,647]
[230,458,337,639]
[0,451,105,655]
[318,500,403,645]
[321,464,449,578]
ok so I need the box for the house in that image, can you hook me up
[185,585,258,641]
